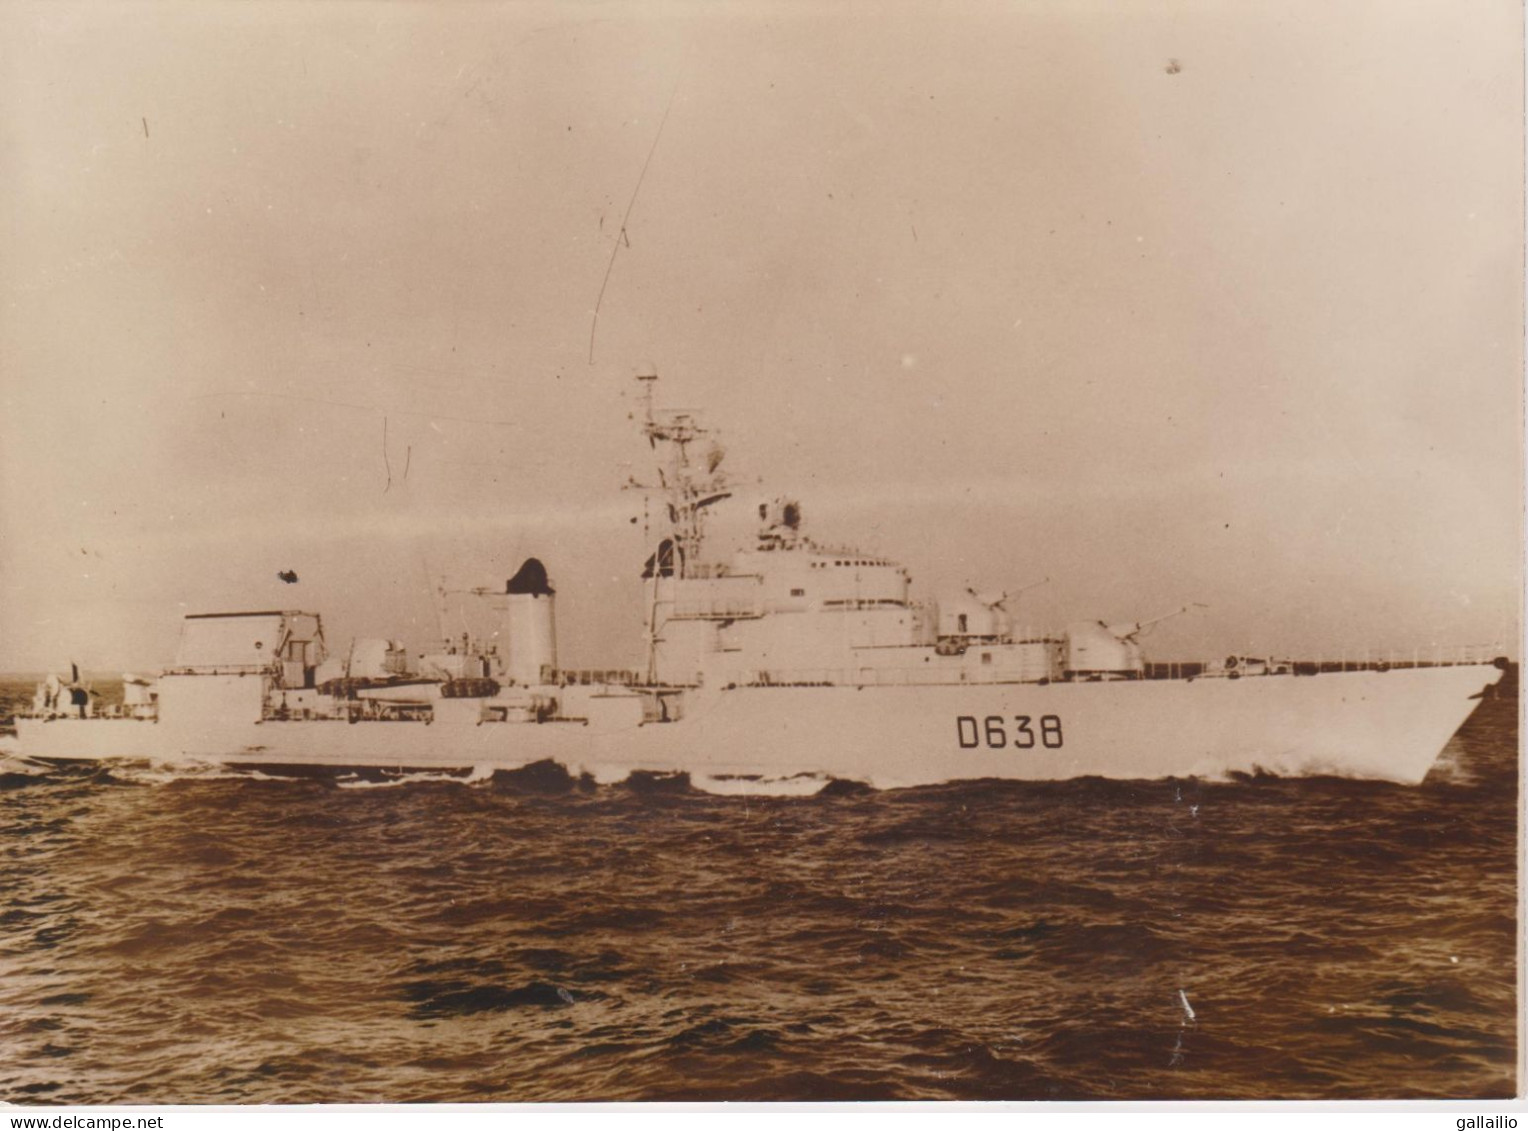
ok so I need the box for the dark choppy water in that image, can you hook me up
[0,681,1517,1103]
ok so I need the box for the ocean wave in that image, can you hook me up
[0,696,1516,1102]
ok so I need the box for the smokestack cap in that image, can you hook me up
[507,558,554,596]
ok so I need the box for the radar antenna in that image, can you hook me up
[626,369,732,577]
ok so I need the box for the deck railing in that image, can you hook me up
[668,598,764,620]
[555,669,643,687]
[722,644,1508,689]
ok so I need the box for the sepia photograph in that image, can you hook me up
[0,0,1521,1109]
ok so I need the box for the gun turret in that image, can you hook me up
[1069,605,1204,679]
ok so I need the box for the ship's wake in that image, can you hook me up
[0,747,1466,796]
[335,765,499,790]
[690,772,843,798]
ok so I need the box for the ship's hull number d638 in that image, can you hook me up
[957,714,1063,750]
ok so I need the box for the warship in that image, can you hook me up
[13,373,1505,792]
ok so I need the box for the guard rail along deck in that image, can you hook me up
[724,645,1509,689]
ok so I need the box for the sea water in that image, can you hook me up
[0,679,1516,1102]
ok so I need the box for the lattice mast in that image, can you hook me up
[632,369,731,577]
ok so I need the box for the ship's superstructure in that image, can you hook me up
[12,374,1506,791]
[631,373,1069,691]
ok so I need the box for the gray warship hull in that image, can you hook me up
[15,662,1500,792]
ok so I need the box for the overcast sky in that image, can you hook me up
[1,0,1520,672]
